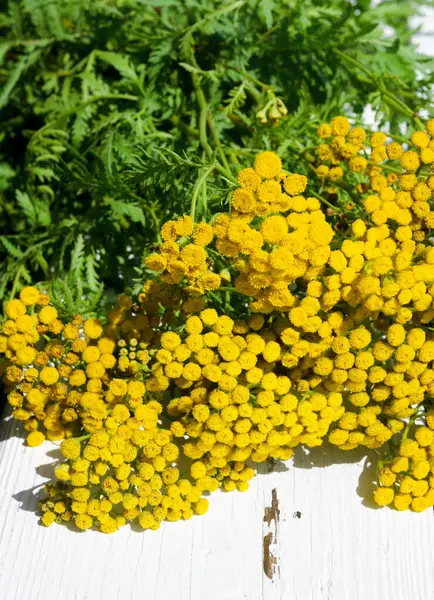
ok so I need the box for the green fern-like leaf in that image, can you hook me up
[224,82,247,115]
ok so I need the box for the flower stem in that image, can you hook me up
[206,112,233,175]
[365,159,401,174]
[190,164,216,221]
[192,75,213,156]
[215,163,238,184]
[335,49,424,129]
[309,190,337,211]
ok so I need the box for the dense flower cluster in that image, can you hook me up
[2,115,434,532]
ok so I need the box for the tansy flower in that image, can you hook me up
[349,328,371,349]
[349,156,367,172]
[411,130,430,149]
[83,319,103,339]
[253,152,282,179]
[316,165,329,178]
[19,286,40,306]
[26,431,45,447]
[5,299,26,320]
[329,166,343,181]
[38,306,58,325]
[370,132,387,148]
[330,116,351,136]
[40,366,59,385]
[257,180,281,204]
[174,215,194,237]
[145,254,167,272]
[193,223,214,246]
[109,379,128,396]
[374,487,394,506]
[317,123,331,138]
[231,188,257,214]
[180,244,207,267]
[15,346,37,366]
[400,151,420,172]
[160,332,181,350]
[420,148,434,164]
[260,215,288,244]
[283,174,308,196]
[237,167,261,190]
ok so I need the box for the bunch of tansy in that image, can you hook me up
[2,114,434,533]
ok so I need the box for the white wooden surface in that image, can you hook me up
[2,11,434,600]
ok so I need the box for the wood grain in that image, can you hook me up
[1,411,434,600]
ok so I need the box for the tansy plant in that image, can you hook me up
[2,115,434,533]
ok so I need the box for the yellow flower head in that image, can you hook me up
[19,286,41,306]
[317,123,331,138]
[83,318,103,339]
[283,174,308,196]
[174,215,194,237]
[260,215,288,244]
[330,116,351,137]
[400,151,420,172]
[237,167,262,190]
[5,299,27,320]
[26,431,45,447]
[145,254,167,272]
[253,152,282,179]
[193,223,214,246]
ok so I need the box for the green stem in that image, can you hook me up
[335,49,424,129]
[215,163,238,184]
[10,264,24,299]
[206,113,233,175]
[224,64,268,97]
[193,76,213,156]
[309,190,337,212]
[365,159,401,174]
[334,49,373,79]
[190,164,216,221]
[169,116,198,138]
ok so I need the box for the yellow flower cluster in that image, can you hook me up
[373,421,434,512]
[3,116,434,531]
[1,288,214,532]
[41,409,209,532]
[144,216,220,295]
[143,123,434,513]
[146,151,335,313]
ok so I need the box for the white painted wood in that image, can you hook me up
[2,410,434,600]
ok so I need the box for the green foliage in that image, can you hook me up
[0,0,433,301]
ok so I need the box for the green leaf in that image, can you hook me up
[0,163,15,191]
[96,51,139,82]
[70,234,85,276]
[0,237,22,258]
[224,82,247,114]
[0,55,29,109]
[85,253,102,293]
[179,62,218,81]
[35,198,52,227]
[111,201,145,224]
[258,0,274,29]
[16,190,36,226]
